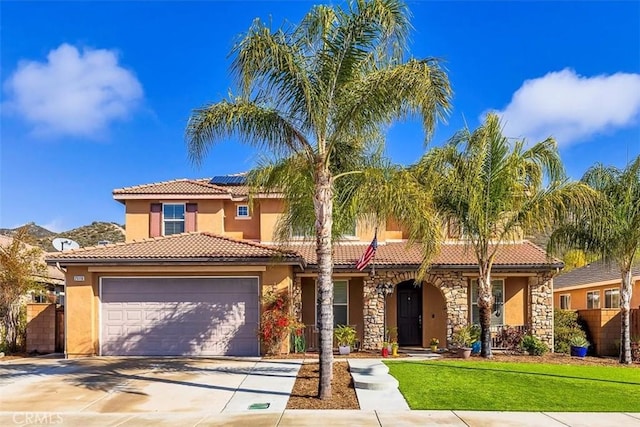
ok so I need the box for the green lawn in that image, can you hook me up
[385,360,640,411]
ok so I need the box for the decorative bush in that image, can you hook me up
[568,335,589,348]
[554,309,588,354]
[258,290,298,355]
[334,324,357,346]
[498,326,527,354]
[452,324,479,348]
[291,326,306,353]
[521,334,549,356]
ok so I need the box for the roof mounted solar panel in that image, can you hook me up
[209,175,246,186]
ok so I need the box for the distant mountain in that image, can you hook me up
[0,221,125,252]
[0,222,57,239]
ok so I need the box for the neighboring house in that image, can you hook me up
[0,235,65,303]
[553,260,640,311]
[46,176,562,358]
[554,260,640,356]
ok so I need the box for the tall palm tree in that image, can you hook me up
[185,0,451,398]
[414,113,593,358]
[549,156,640,364]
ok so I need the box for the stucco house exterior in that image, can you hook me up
[553,260,640,356]
[553,260,640,311]
[46,176,562,358]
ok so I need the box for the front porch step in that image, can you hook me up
[348,360,399,391]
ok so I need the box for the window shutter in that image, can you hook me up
[186,203,197,232]
[150,203,162,237]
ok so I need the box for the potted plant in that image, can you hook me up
[334,324,357,355]
[569,335,589,357]
[391,341,399,356]
[430,338,439,352]
[452,325,476,359]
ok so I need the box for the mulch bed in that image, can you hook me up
[286,361,360,410]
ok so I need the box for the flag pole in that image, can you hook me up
[371,228,377,277]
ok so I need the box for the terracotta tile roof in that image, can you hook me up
[554,260,640,289]
[45,232,302,264]
[282,240,561,270]
[113,179,229,196]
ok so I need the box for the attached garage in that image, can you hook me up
[100,277,259,356]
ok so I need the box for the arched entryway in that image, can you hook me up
[396,281,422,346]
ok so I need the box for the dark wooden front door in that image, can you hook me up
[397,282,422,346]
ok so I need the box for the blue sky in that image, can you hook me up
[1,1,639,232]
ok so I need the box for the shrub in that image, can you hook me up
[258,291,298,355]
[554,309,588,354]
[521,334,549,356]
[334,324,357,346]
[498,326,527,354]
[569,335,589,348]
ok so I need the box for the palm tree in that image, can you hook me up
[549,156,640,364]
[414,113,593,358]
[185,0,451,398]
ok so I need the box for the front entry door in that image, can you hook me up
[397,282,422,346]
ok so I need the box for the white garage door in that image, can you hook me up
[100,277,259,356]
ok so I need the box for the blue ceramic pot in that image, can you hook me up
[471,341,481,354]
[570,345,588,357]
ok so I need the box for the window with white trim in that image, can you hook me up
[604,288,620,309]
[236,204,250,218]
[470,279,504,326]
[333,281,348,326]
[315,280,349,327]
[587,290,600,309]
[163,203,185,235]
[559,294,571,310]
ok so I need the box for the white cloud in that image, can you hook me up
[3,43,143,138]
[489,68,640,146]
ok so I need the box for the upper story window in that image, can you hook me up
[236,204,250,219]
[604,288,620,309]
[163,203,185,235]
[559,294,571,310]
[470,279,504,327]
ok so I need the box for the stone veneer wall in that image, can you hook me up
[292,276,302,322]
[362,270,469,350]
[528,273,554,350]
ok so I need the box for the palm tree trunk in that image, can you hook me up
[478,265,493,358]
[620,268,632,364]
[314,166,334,399]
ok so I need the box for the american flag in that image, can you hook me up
[355,234,378,271]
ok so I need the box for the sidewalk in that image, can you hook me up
[2,410,639,426]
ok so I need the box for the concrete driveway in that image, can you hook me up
[0,356,301,416]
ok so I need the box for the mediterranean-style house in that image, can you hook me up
[46,176,561,358]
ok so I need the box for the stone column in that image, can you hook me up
[292,276,303,322]
[362,274,385,350]
[429,272,469,346]
[528,273,554,350]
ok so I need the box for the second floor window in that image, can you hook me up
[559,294,571,310]
[236,204,250,218]
[604,288,620,309]
[163,204,185,235]
[587,290,600,309]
